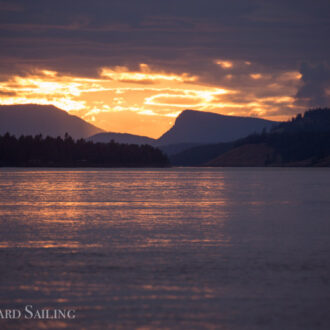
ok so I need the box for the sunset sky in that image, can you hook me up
[1,0,329,138]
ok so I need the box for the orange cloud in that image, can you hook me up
[145,89,229,108]
[250,73,262,80]
[215,59,233,69]
[100,64,197,84]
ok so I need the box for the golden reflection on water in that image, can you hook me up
[0,169,236,328]
[0,169,232,250]
[0,241,101,249]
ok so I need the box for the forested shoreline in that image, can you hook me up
[171,108,330,166]
[0,133,169,167]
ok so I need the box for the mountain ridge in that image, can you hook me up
[1,105,279,156]
[0,104,103,139]
[157,109,277,145]
[89,109,278,154]
[192,108,330,167]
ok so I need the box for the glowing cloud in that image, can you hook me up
[0,65,231,137]
[215,60,233,69]
[250,73,262,80]
[145,89,229,108]
[100,64,197,83]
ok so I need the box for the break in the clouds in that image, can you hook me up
[0,0,329,137]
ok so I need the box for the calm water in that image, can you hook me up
[0,168,329,329]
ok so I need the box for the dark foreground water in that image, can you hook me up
[0,168,329,329]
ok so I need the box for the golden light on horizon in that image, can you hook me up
[144,88,229,108]
[0,63,302,138]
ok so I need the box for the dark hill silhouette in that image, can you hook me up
[88,109,278,154]
[207,130,330,167]
[2,106,277,154]
[172,108,330,167]
[0,104,103,139]
[157,110,277,145]
[170,142,234,166]
[89,132,156,145]
[207,143,279,167]
[272,108,330,134]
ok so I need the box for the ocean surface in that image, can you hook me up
[0,168,329,329]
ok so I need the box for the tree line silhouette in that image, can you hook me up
[0,133,169,167]
[242,108,330,164]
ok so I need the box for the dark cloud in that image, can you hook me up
[0,1,23,12]
[0,0,329,110]
[296,63,330,107]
